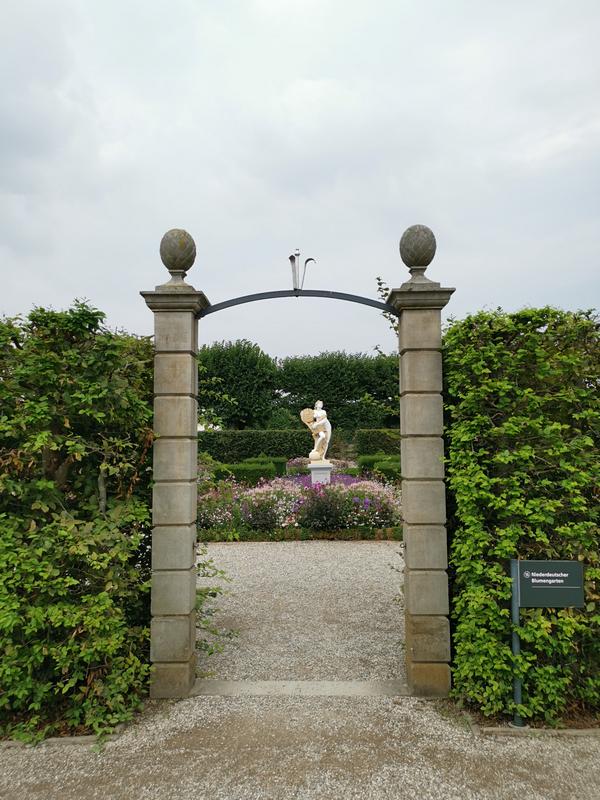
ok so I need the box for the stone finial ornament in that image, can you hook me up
[159,229,197,287]
[399,224,436,267]
[399,224,437,284]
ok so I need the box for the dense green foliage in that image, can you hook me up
[198,340,278,428]
[354,428,400,456]
[0,304,154,739]
[278,351,398,429]
[198,429,309,461]
[373,460,402,481]
[198,428,401,463]
[444,308,600,722]
[197,342,400,431]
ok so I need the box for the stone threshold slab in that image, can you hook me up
[190,679,410,698]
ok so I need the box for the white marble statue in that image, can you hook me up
[300,400,332,462]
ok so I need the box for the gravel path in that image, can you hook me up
[197,541,405,681]
[2,541,599,800]
[3,696,599,800]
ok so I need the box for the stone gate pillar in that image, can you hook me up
[141,229,209,698]
[388,225,455,696]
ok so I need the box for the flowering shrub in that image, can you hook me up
[345,481,402,528]
[295,484,351,531]
[196,484,238,531]
[240,480,302,531]
[197,476,401,536]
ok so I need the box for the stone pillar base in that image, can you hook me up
[308,461,332,485]
[407,662,451,696]
[150,653,197,699]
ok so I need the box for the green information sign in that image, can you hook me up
[517,560,584,608]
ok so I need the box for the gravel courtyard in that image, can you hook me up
[2,541,599,800]
[196,540,406,682]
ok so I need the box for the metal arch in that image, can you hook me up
[197,289,399,318]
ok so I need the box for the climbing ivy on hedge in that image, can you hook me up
[444,308,600,722]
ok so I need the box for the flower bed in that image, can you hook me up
[197,476,402,541]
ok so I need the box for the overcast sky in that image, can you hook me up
[2,1,599,357]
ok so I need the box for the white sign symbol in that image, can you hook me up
[523,571,531,579]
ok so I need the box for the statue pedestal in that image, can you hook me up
[308,461,332,486]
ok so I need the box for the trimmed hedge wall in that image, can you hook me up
[198,428,400,462]
[198,430,308,461]
[357,454,400,474]
[243,456,288,477]
[354,428,400,456]
[444,308,600,723]
[215,462,276,484]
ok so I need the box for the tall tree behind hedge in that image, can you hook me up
[198,339,278,429]
[0,303,154,739]
[444,308,600,722]
[278,351,398,429]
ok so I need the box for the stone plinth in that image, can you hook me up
[308,461,332,485]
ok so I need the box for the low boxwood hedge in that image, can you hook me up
[214,462,276,484]
[374,460,401,481]
[243,455,287,476]
[198,526,403,542]
[357,453,400,474]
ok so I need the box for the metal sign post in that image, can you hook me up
[510,559,585,728]
[510,559,524,728]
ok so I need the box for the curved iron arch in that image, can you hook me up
[197,289,399,318]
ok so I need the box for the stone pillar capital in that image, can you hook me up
[140,289,211,316]
[387,285,455,312]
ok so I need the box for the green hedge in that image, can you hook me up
[243,455,287,476]
[444,308,600,723]
[0,304,153,741]
[357,453,400,474]
[354,429,400,456]
[199,428,400,462]
[198,430,308,461]
[215,462,276,484]
[374,460,402,481]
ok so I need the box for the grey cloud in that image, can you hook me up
[1,1,599,357]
